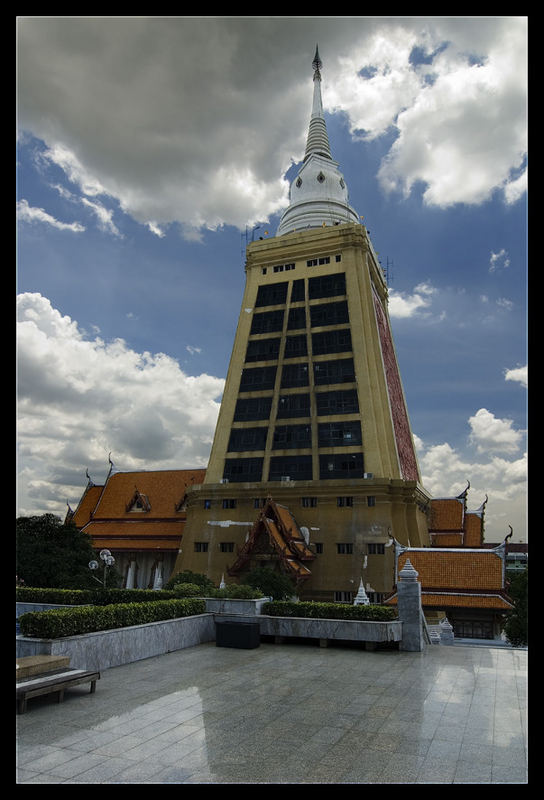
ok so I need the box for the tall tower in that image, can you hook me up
[174,48,431,602]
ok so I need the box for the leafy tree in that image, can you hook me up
[244,567,296,600]
[503,568,528,646]
[165,570,215,593]
[16,514,121,589]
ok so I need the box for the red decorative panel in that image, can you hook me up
[373,288,420,481]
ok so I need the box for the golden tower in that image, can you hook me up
[174,48,431,601]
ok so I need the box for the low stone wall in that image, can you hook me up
[16,614,215,671]
[250,614,401,649]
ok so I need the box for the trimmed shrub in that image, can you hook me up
[209,584,264,599]
[18,598,206,639]
[172,583,202,597]
[262,601,398,622]
[16,586,179,606]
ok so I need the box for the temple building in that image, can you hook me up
[67,464,205,589]
[67,48,517,638]
[172,48,431,602]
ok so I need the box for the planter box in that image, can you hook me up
[204,597,271,616]
[258,614,402,647]
[16,614,215,671]
[215,620,260,649]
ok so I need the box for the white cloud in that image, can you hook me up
[388,282,436,318]
[505,365,527,388]
[17,293,224,516]
[416,418,527,541]
[17,198,85,233]
[80,197,122,237]
[17,17,527,237]
[468,408,523,455]
[489,248,510,273]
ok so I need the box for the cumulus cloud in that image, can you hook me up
[388,282,436,319]
[17,293,224,516]
[17,17,527,237]
[504,365,527,388]
[17,198,85,233]
[415,412,527,541]
[489,248,510,273]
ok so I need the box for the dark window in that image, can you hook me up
[283,335,308,359]
[334,591,353,602]
[222,458,264,483]
[308,273,346,299]
[318,421,362,447]
[336,543,353,554]
[281,363,309,388]
[250,309,284,334]
[315,543,323,553]
[337,496,354,507]
[268,455,313,481]
[272,424,312,450]
[313,358,355,385]
[233,396,272,421]
[227,427,268,452]
[194,542,209,552]
[316,389,359,416]
[204,499,211,509]
[253,498,266,508]
[287,306,306,330]
[310,301,349,328]
[312,328,352,355]
[220,542,234,553]
[320,453,364,479]
[276,393,311,418]
[291,279,305,302]
[222,499,237,509]
[301,497,318,507]
[255,282,288,307]
[239,366,277,392]
[367,496,376,507]
[368,543,385,554]
[245,338,280,363]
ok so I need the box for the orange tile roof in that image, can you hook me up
[71,484,103,527]
[463,512,484,547]
[430,532,464,547]
[90,469,206,519]
[386,592,513,610]
[398,549,504,591]
[429,498,465,531]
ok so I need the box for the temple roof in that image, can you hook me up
[228,496,315,582]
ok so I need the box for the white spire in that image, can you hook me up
[276,46,360,237]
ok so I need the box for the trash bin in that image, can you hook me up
[215,620,260,649]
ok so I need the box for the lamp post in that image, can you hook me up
[89,548,115,588]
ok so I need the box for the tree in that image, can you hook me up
[16,514,120,589]
[164,570,215,593]
[244,567,296,600]
[503,568,528,647]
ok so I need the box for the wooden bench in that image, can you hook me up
[16,669,100,714]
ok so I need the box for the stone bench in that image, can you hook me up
[16,669,100,714]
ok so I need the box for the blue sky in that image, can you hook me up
[17,17,527,542]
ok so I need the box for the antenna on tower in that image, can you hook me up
[385,257,395,287]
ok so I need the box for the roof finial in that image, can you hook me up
[312,45,322,78]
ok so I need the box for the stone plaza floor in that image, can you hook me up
[16,640,528,784]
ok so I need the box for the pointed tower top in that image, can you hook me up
[276,47,360,236]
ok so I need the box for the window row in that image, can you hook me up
[227,421,362,452]
[234,389,359,421]
[240,357,355,391]
[254,274,346,308]
[202,495,376,509]
[222,452,365,482]
[250,300,349,336]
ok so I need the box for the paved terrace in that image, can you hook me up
[16,641,527,784]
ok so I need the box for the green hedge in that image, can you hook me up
[262,601,398,621]
[18,598,206,639]
[16,586,179,606]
